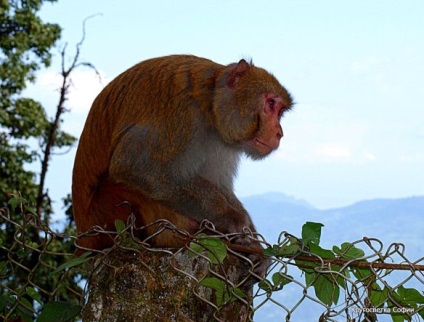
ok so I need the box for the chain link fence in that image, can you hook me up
[1,205,423,321]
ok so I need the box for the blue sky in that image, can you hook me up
[27,0,424,210]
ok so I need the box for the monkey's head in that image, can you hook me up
[213,59,293,160]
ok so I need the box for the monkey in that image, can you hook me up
[72,55,293,280]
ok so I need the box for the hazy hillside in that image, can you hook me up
[245,193,424,254]
[243,193,424,321]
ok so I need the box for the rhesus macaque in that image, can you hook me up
[72,55,293,280]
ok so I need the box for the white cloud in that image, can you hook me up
[23,69,110,137]
[315,144,352,159]
[275,102,374,164]
[35,69,109,113]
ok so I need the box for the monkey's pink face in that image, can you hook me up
[245,93,289,159]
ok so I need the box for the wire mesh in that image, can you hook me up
[1,206,423,321]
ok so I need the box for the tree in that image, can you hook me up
[0,0,64,211]
[0,1,84,320]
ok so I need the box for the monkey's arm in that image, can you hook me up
[109,125,252,234]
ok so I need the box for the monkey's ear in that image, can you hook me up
[227,59,251,89]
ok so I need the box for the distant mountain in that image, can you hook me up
[326,195,424,218]
[244,192,314,209]
[243,192,424,249]
[320,196,424,249]
[242,193,424,321]
[242,192,317,245]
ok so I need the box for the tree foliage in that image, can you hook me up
[0,0,66,211]
[0,1,83,320]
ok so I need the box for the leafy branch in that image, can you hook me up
[261,222,424,321]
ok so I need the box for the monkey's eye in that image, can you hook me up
[267,98,275,110]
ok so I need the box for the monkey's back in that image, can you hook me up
[72,55,224,230]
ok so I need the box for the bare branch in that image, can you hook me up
[36,15,101,216]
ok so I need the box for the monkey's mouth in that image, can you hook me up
[254,138,272,149]
[243,136,279,160]
[243,138,276,160]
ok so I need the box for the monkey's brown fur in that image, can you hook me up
[72,55,293,277]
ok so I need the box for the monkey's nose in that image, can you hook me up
[277,128,283,140]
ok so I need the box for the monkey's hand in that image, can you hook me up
[221,214,270,285]
[228,235,270,285]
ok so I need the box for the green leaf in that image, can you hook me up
[391,314,405,322]
[271,273,292,290]
[396,285,424,305]
[189,234,227,264]
[200,277,226,306]
[333,242,365,260]
[330,265,348,289]
[258,273,293,292]
[0,261,7,275]
[352,267,373,282]
[17,297,34,321]
[26,287,42,305]
[232,287,246,301]
[312,274,340,305]
[37,301,82,322]
[51,252,92,275]
[305,271,316,286]
[114,219,126,233]
[17,247,31,258]
[200,277,245,306]
[189,241,205,256]
[200,277,225,292]
[301,222,324,246]
[418,307,424,319]
[258,279,273,292]
[369,286,388,307]
[26,241,39,249]
[263,246,276,256]
[309,243,335,259]
[24,205,38,216]
[275,237,302,257]
[0,294,9,311]
[305,271,341,305]
[8,196,27,211]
